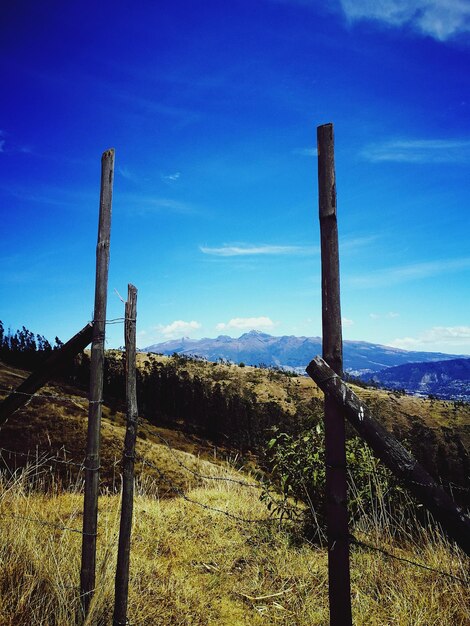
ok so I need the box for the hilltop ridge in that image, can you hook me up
[144,331,466,375]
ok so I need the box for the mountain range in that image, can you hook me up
[144,330,467,376]
[360,358,470,401]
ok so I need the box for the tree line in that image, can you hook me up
[0,320,63,370]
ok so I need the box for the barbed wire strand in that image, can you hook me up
[146,431,263,489]
[350,534,468,585]
[137,456,276,525]
[0,446,85,468]
[0,512,96,536]
[0,385,100,409]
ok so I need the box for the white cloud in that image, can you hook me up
[121,194,196,215]
[216,316,275,331]
[159,320,201,338]
[161,172,181,182]
[118,166,138,182]
[349,257,470,288]
[340,0,470,41]
[390,326,470,353]
[370,312,399,319]
[293,147,318,157]
[340,235,379,251]
[361,138,470,164]
[200,244,315,257]
[342,317,354,327]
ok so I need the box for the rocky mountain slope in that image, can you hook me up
[361,358,470,401]
[144,330,466,375]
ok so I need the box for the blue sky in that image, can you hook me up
[1,0,469,354]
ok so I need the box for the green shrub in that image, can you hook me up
[261,421,403,538]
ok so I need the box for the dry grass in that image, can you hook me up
[0,359,469,624]
[0,459,468,626]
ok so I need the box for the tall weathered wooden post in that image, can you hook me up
[80,148,115,618]
[113,284,138,626]
[317,123,352,625]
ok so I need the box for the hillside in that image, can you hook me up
[144,330,466,375]
[0,359,251,495]
[1,353,468,502]
[361,358,470,401]
[0,359,469,625]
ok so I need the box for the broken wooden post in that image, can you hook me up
[317,122,352,626]
[306,356,470,557]
[113,284,138,626]
[0,323,93,426]
[80,148,115,617]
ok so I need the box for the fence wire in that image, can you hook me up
[147,430,264,489]
[0,358,468,626]
[350,533,468,585]
[0,512,95,536]
[137,455,276,525]
[0,446,85,468]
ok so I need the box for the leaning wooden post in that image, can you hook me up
[317,122,352,626]
[113,284,138,626]
[306,356,470,557]
[0,323,93,426]
[80,148,115,618]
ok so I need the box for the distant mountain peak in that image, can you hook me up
[143,332,467,377]
[240,329,272,339]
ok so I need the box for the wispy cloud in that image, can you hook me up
[370,312,400,319]
[161,172,181,182]
[0,129,32,156]
[340,235,378,251]
[216,316,275,331]
[342,317,354,327]
[361,138,470,164]
[340,0,470,42]
[120,194,197,215]
[349,257,470,288]
[390,326,470,353]
[200,236,375,258]
[200,244,315,257]
[293,147,318,157]
[159,320,201,338]
[118,166,139,183]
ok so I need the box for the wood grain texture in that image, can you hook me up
[317,122,352,626]
[80,148,115,618]
[113,284,138,626]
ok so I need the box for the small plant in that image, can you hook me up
[261,421,403,538]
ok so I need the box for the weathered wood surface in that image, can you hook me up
[317,122,352,626]
[306,356,470,557]
[0,323,93,426]
[113,284,138,626]
[80,148,115,618]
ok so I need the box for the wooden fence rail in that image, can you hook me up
[0,322,93,426]
[306,356,470,557]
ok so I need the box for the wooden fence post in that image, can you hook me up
[113,284,138,626]
[0,323,93,425]
[317,122,352,625]
[306,356,470,556]
[80,148,115,618]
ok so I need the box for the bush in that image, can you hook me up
[261,421,403,538]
